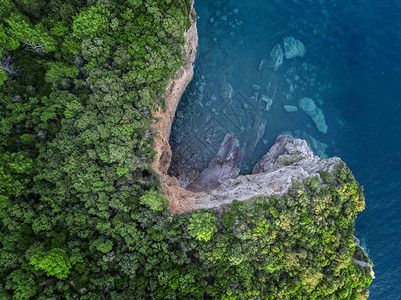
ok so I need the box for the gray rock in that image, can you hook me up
[190,136,340,209]
[283,37,306,59]
[219,75,234,100]
[186,133,242,193]
[241,115,266,167]
[299,131,328,158]
[258,59,266,71]
[252,135,313,174]
[283,105,298,113]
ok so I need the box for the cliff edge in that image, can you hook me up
[151,1,198,213]
[186,135,341,211]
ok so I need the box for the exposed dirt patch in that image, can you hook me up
[151,3,199,214]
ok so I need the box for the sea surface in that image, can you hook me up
[169,0,401,297]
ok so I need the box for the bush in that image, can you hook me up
[188,211,218,241]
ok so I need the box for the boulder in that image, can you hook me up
[269,44,284,70]
[283,105,298,113]
[261,95,273,111]
[298,98,328,133]
[186,133,242,192]
[283,37,306,59]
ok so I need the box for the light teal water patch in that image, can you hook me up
[170,1,401,297]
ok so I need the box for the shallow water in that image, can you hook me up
[170,1,401,297]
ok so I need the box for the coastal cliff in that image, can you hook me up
[151,1,198,213]
[150,2,374,297]
[187,135,341,211]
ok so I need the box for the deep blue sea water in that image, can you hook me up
[170,1,401,297]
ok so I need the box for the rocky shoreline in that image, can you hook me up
[151,2,340,214]
[151,1,198,213]
[183,135,341,211]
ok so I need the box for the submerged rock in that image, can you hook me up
[283,37,306,59]
[265,72,278,99]
[298,97,328,133]
[241,115,267,168]
[258,59,266,71]
[283,105,298,113]
[176,111,184,118]
[298,97,316,113]
[261,95,273,111]
[269,44,284,70]
[219,75,234,100]
[283,130,327,158]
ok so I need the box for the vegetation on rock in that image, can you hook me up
[0,0,372,299]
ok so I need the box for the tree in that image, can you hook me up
[29,248,72,279]
[187,211,217,242]
[140,189,168,211]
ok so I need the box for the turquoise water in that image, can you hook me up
[170,1,401,297]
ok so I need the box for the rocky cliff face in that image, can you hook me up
[183,135,341,212]
[150,7,341,213]
[186,133,242,193]
[149,3,341,217]
[151,2,198,213]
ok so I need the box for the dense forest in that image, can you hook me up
[0,0,372,299]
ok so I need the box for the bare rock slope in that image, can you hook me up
[151,2,198,214]
[188,135,340,211]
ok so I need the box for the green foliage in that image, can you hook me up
[140,188,168,211]
[188,211,218,241]
[72,4,110,39]
[29,248,72,279]
[0,68,6,86]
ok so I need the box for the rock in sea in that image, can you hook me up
[269,44,284,70]
[186,133,242,192]
[298,98,328,133]
[283,37,306,59]
[283,105,298,113]
[261,95,273,111]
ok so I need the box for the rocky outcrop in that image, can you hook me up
[353,236,375,279]
[284,36,306,59]
[268,44,284,70]
[180,135,340,212]
[186,134,242,192]
[151,2,198,213]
